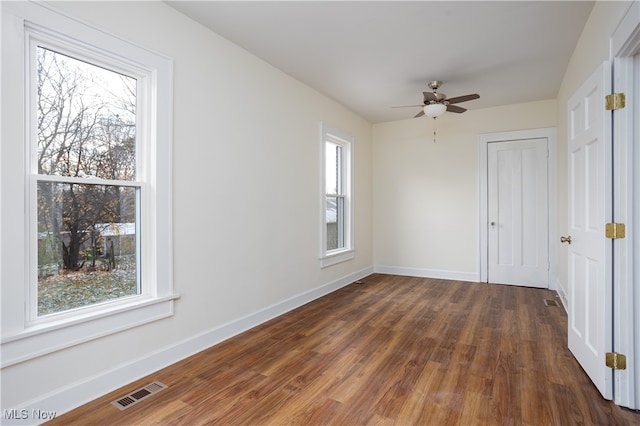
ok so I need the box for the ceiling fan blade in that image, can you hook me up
[392,104,424,108]
[414,110,425,118]
[423,91,439,102]
[446,93,480,104]
[446,104,467,113]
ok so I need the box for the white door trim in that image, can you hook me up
[610,0,640,410]
[478,128,558,289]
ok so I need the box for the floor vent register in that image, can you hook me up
[111,381,168,411]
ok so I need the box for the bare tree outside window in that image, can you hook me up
[36,46,139,315]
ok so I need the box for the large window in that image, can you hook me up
[1,2,175,367]
[34,46,141,317]
[320,123,353,267]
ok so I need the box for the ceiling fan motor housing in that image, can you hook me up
[428,80,442,90]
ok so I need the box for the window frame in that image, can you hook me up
[1,2,177,367]
[320,122,354,267]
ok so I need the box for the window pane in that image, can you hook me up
[325,141,341,195]
[326,196,344,251]
[37,181,139,315]
[37,46,136,180]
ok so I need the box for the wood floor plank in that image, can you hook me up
[47,274,640,425]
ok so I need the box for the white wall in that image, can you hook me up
[0,1,373,415]
[373,100,557,279]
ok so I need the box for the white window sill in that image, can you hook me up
[320,249,355,268]
[1,294,180,368]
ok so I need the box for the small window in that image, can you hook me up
[325,140,345,251]
[320,123,354,267]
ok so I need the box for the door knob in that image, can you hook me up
[560,236,572,244]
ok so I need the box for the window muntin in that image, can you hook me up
[321,123,353,265]
[32,45,142,319]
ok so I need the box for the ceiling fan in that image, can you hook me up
[394,81,480,118]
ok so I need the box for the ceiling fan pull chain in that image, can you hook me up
[433,118,437,143]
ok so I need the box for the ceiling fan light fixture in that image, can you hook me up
[423,103,446,118]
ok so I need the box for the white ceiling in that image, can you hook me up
[166,1,594,124]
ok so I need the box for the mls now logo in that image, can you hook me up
[3,409,28,420]
[3,409,57,421]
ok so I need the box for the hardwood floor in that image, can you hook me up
[49,274,640,425]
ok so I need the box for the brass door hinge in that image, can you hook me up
[606,352,627,370]
[605,223,626,239]
[605,93,626,110]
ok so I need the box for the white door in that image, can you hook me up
[487,138,549,287]
[566,61,613,400]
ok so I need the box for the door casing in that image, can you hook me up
[610,0,640,409]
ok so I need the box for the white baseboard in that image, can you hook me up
[12,266,374,424]
[556,286,568,312]
[374,265,479,282]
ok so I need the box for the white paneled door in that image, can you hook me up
[566,61,613,400]
[487,138,549,288]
